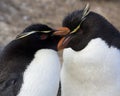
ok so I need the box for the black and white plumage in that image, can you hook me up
[54,4,120,96]
[0,24,61,96]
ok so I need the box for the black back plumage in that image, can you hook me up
[0,24,61,96]
[63,10,120,51]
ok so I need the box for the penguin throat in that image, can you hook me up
[17,49,61,96]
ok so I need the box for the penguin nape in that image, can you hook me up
[0,24,61,96]
[54,4,120,96]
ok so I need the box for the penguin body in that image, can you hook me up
[61,38,120,96]
[54,5,120,96]
[18,49,60,96]
[0,24,61,96]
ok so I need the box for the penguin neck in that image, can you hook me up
[17,49,61,96]
[61,38,120,96]
[70,26,120,51]
[1,40,41,60]
[82,15,120,49]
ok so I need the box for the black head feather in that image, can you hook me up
[14,24,61,51]
[0,24,61,95]
[23,24,53,32]
[62,9,120,51]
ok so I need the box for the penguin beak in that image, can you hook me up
[53,27,70,36]
[53,27,72,50]
[57,35,72,50]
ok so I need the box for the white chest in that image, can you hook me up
[17,49,61,96]
[61,38,120,96]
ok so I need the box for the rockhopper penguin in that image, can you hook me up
[0,24,61,96]
[54,4,120,96]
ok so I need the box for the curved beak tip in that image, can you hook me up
[57,38,65,51]
[53,27,71,51]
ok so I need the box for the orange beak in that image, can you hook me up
[53,27,70,36]
[53,27,71,51]
[57,36,72,50]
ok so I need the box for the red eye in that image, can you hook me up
[40,34,48,40]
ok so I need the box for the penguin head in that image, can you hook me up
[0,24,62,96]
[15,24,61,51]
[53,4,118,51]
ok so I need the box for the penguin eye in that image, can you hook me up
[40,34,48,40]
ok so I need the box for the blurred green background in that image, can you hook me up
[0,0,120,50]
